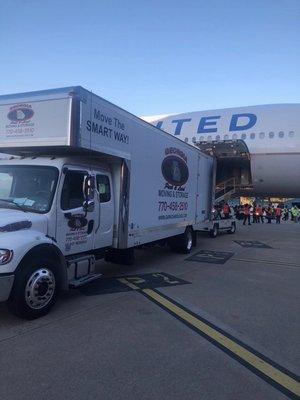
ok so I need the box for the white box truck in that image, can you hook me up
[0,86,216,318]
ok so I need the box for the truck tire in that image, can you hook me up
[227,222,236,234]
[7,257,60,319]
[209,224,218,238]
[169,227,193,254]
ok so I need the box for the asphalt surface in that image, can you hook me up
[0,220,299,400]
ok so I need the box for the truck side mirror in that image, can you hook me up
[83,175,95,213]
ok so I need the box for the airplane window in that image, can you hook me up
[232,133,238,139]
[192,136,197,143]
[207,135,212,141]
[250,133,255,139]
[184,137,189,143]
[289,131,295,137]
[199,136,204,141]
[241,133,247,140]
[259,132,265,139]
[269,131,275,138]
[215,135,220,140]
[278,131,284,138]
[224,134,229,140]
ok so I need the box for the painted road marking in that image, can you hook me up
[80,273,189,296]
[234,240,272,249]
[120,278,300,399]
[232,258,300,268]
[186,250,234,264]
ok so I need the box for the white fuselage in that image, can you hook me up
[143,104,300,197]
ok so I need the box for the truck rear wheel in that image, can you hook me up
[169,227,193,254]
[7,257,59,319]
[227,222,236,234]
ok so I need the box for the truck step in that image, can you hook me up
[69,273,102,288]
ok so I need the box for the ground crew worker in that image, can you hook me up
[291,206,299,222]
[256,204,264,223]
[275,205,282,224]
[283,207,289,221]
[252,203,257,223]
[223,202,231,219]
[243,204,251,225]
[266,205,273,224]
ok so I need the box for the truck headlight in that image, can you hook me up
[0,249,13,265]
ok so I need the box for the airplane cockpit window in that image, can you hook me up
[250,133,255,139]
[232,133,238,140]
[241,133,247,140]
[289,131,295,137]
[269,131,275,138]
[259,132,265,139]
[278,131,284,138]
[224,134,229,140]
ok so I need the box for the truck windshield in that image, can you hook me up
[0,165,58,213]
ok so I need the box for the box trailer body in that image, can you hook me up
[0,87,214,318]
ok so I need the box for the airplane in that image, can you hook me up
[142,104,300,198]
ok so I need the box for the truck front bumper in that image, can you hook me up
[0,274,14,302]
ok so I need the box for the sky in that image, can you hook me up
[0,0,299,116]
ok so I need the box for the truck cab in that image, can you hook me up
[0,156,115,318]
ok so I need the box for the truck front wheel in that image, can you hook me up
[7,258,59,319]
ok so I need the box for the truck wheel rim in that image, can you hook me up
[25,268,56,310]
[187,233,193,250]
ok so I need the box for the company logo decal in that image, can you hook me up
[7,103,34,123]
[67,214,88,230]
[161,148,189,187]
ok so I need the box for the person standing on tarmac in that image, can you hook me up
[256,204,264,223]
[283,206,289,221]
[223,202,231,219]
[275,205,282,224]
[243,203,251,225]
[266,204,273,224]
[252,203,258,223]
[291,205,299,222]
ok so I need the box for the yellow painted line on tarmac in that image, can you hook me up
[120,278,300,399]
[232,258,300,268]
[117,278,140,290]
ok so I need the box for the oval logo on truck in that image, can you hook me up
[7,104,34,123]
[67,214,88,230]
[161,155,189,186]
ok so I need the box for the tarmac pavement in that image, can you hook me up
[0,220,299,400]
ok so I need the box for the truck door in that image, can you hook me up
[56,167,97,255]
[93,173,114,249]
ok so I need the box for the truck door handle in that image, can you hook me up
[87,220,94,234]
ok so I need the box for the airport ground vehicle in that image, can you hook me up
[0,87,215,318]
[207,215,236,238]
